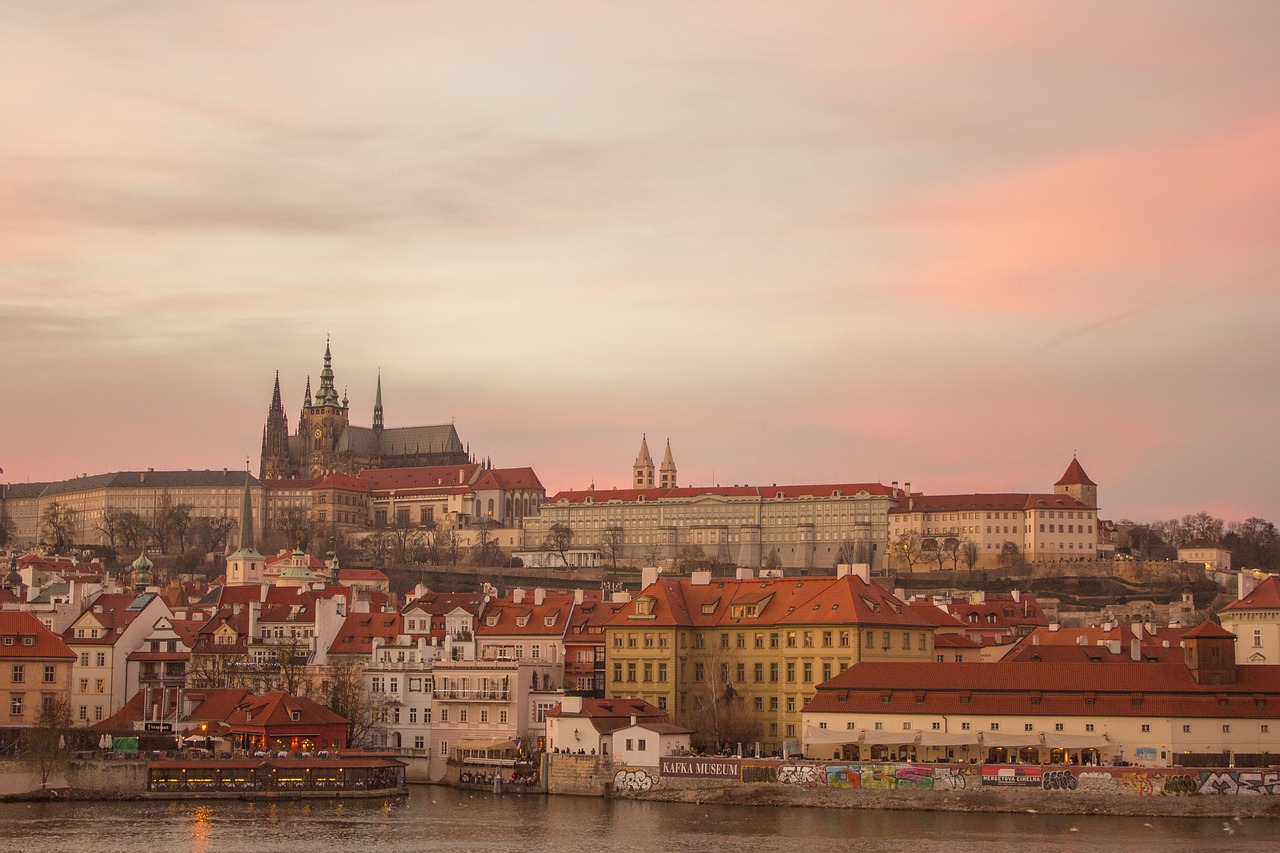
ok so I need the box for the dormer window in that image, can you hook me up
[544,616,556,627]
[291,711,301,722]
[486,616,498,627]
[516,615,529,627]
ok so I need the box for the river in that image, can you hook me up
[0,786,1272,853]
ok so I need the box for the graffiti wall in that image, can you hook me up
[650,757,1280,797]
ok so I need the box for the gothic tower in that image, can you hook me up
[373,371,384,436]
[259,371,291,478]
[633,435,655,489]
[1054,456,1098,509]
[298,339,351,478]
[659,439,677,489]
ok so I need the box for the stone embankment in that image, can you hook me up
[549,755,1280,818]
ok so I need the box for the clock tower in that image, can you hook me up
[298,337,351,478]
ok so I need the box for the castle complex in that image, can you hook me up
[260,340,470,479]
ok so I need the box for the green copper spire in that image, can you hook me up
[231,473,261,558]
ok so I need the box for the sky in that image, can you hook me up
[2,1,1278,524]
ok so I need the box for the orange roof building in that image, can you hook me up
[604,567,936,753]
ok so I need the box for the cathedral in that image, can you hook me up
[259,341,471,479]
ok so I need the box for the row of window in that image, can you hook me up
[9,665,57,684]
[613,630,928,652]
[829,720,1269,735]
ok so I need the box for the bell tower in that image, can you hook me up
[633,435,655,489]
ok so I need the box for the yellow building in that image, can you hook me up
[603,567,934,754]
[803,621,1280,768]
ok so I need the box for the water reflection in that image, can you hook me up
[0,787,1273,853]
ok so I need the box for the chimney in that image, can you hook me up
[1131,622,1143,640]
[260,583,269,603]
[641,567,659,588]
[561,695,583,714]
[1131,637,1141,661]
[1011,589,1021,603]
[891,481,899,498]
[691,571,712,586]
[836,563,851,579]
[513,588,525,604]
[1032,634,1040,646]
[611,590,632,604]
[905,482,912,510]
[573,589,584,605]
[534,587,545,606]
[630,715,638,726]
[1106,639,1121,655]
[736,567,754,581]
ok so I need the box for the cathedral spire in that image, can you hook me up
[373,370,384,434]
[303,376,312,408]
[317,338,338,407]
[260,371,290,479]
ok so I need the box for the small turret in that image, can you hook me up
[633,435,655,489]
[659,439,677,489]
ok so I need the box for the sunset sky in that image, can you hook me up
[3,1,1278,524]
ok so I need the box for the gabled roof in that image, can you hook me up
[472,467,544,491]
[0,611,76,659]
[225,691,348,728]
[64,592,162,645]
[1220,577,1280,612]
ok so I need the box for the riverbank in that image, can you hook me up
[630,779,1280,819]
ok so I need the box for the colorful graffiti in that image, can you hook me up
[826,766,861,789]
[1199,771,1280,796]
[643,758,1280,798]
[613,769,656,792]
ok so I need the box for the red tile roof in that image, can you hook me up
[807,660,1280,719]
[224,691,348,728]
[0,611,76,659]
[313,473,367,491]
[63,593,160,645]
[361,464,482,492]
[328,612,402,655]
[549,483,897,504]
[1220,576,1280,612]
[1055,457,1096,487]
[890,493,1093,514]
[608,574,932,630]
[479,590,576,637]
[1181,619,1236,640]
[472,467,544,491]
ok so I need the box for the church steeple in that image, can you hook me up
[633,434,655,489]
[659,439,677,489]
[373,370,384,434]
[226,472,264,586]
[303,376,312,409]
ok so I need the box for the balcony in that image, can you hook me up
[432,688,511,701]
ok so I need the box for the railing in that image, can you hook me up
[432,688,511,700]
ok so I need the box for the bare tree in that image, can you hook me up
[961,539,980,576]
[22,696,73,788]
[139,491,193,554]
[269,634,315,696]
[941,538,962,572]
[472,518,503,567]
[0,508,14,549]
[686,649,762,753]
[544,523,573,567]
[40,502,78,553]
[894,530,923,574]
[764,548,782,573]
[191,515,237,555]
[272,505,315,550]
[323,659,385,748]
[676,545,710,574]
[998,540,1024,568]
[599,526,625,583]
[96,507,131,552]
